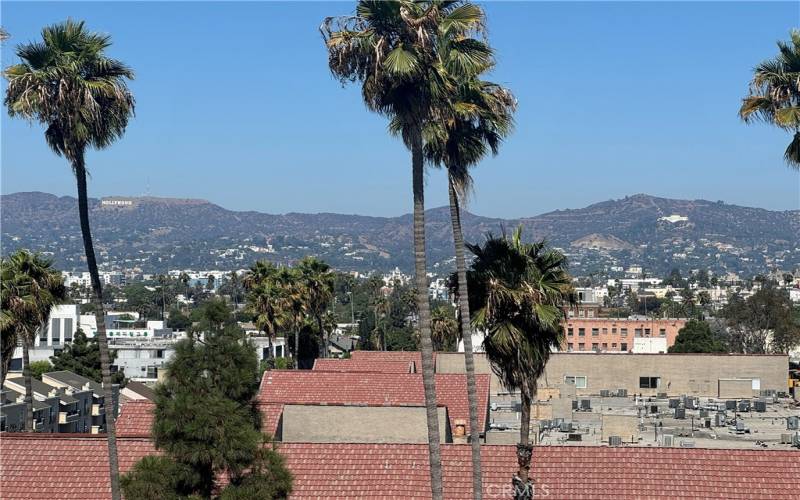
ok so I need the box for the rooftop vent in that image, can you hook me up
[608,436,622,447]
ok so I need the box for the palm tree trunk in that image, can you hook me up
[294,327,300,370]
[411,128,443,500]
[75,158,121,500]
[22,337,33,431]
[448,176,482,499]
[514,390,534,500]
[1,332,18,387]
[317,314,327,359]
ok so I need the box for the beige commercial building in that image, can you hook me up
[436,352,788,397]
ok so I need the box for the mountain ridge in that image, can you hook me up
[2,191,798,277]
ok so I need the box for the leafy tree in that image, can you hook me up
[1,250,67,430]
[5,21,135,496]
[430,306,458,351]
[29,360,52,380]
[464,228,574,498]
[321,5,489,494]
[245,261,285,361]
[121,303,292,499]
[664,268,685,288]
[722,285,800,353]
[50,328,126,387]
[740,30,800,168]
[166,308,192,331]
[297,257,335,358]
[668,320,726,353]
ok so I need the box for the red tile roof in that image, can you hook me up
[116,400,155,437]
[0,435,155,500]
[1,436,798,499]
[350,350,437,370]
[312,358,415,373]
[117,401,284,438]
[258,370,490,434]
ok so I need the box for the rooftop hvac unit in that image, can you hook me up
[650,405,659,414]
[567,433,582,442]
[580,399,591,411]
[617,389,628,397]
[754,400,767,413]
[600,389,610,397]
[679,440,695,448]
[559,422,573,433]
[539,420,551,431]
[608,436,622,447]
[787,416,799,430]
[738,400,750,412]
[715,413,726,427]
[657,392,667,399]
[686,398,698,410]
[668,399,680,409]
[793,433,800,448]
[781,433,793,444]
[760,389,776,397]
[661,434,674,447]
[704,418,712,429]
[572,400,579,410]
[699,409,709,418]
[725,400,737,411]
[674,408,686,419]
[735,419,746,432]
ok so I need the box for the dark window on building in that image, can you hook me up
[567,343,574,351]
[602,343,608,350]
[591,328,599,336]
[51,318,60,343]
[620,328,628,337]
[659,328,666,337]
[602,328,608,335]
[578,343,585,351]
[639,377,660,389]
[612,328,617,334]
[620,343,628,351]
[63,318,73,342]
[578,328,585,337]
[634,328,643,337]
[592,343,599,351]
[567,328,573,336]
[644,328,651,337]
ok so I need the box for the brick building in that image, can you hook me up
[563,317,687,353]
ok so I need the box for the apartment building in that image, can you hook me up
[563,317,686,353]
[41,371,118,433]
[3,376,89,433]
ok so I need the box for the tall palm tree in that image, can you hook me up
[297,257,335,358]
[277,267,307,369]
[430,306,459,351]
[464,228,574,499]
[1,251,67,431]
[423,51,516,497]
[4,20,134,498]
[322,3,487,495]
[740,30,800,168]
[244,263,285,360]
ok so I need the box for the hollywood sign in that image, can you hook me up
[101,199,134,206]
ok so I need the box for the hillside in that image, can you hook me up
[2,192,798,277]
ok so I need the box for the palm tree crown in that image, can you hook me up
[740,30,800,168]
[5,19,134,167]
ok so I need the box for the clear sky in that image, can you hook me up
[2,1,799,218]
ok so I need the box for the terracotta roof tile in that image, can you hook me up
[258,370,490,434]
[350,350,437,370]
[312,358,414,373]
[1,436,797,499]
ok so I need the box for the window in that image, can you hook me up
[568,310,575,318]
[587,310,595,318]
[659,328,666,337]
[592,343,599,351]
[591,328,599,336]
[612,328,617,334]
[644,328,651,337]
[64,318,73,343]
[578,310,585,318]
[621,328,628,337]
[567,343,574,352]
[51,319,60,344]
[620,343,628,351]
[639,377,660,389]
[634,328,643,337]
[565,375,587,389]
[601,343,608,350]
[156,349,165,358]
[612,343,617,349]
[578,328,585,337]
[602,328,608,335]
[567,328,574,336]
[578,343,585,351]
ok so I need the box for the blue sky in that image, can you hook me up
[2,1,798,218]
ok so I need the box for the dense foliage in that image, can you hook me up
[668,320,727,353]
[50,328,127,386]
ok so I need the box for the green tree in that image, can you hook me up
[50,328,126,386]
[464,228,573,498]
[5,21,135,496]
[668,320,726,353]
[244,261,286,361]
[121,303,292,499]
[297,257,335,358]
[322,4,488,494]
[740,30,800,168]
[29,360,52,380]
[0,250,67,430]
[166,308,192,331]
[723,286,800,353]
[430,306,458,351]
[664,268,685,288]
